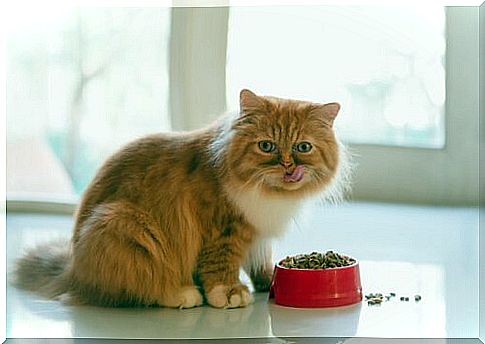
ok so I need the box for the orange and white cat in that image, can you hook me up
[14,89,348,308]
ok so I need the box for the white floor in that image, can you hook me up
[6,201,479,339]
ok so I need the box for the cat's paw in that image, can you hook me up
[174,286,204,309]
[206,284,254,308]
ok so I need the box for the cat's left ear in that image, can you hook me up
[310,102,341,126]
[240,89,265,115]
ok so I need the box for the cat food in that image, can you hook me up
[365,292,421,306]
[280,251,356,269]
[271,251,362,307]
[365,292,386,305]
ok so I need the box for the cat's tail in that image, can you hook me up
[13,238,71,298]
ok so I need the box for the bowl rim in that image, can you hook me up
[275,254,359,272]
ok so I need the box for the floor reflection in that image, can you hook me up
[269,300,362,338]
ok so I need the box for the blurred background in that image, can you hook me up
[5,5,478,206]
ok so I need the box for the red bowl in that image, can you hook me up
[269,256,362,308]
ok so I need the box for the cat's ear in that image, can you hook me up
[311,102,341,126]
[240,89,265,115]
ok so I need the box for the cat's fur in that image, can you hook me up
[14,89,345,308]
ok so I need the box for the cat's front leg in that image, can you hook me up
[197,224,254,308]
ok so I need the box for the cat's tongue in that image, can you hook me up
[283,165,305,183]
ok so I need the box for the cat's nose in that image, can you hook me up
[280,152,294,170]
[280,160,294,169]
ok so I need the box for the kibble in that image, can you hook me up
[367,292,421,306]
[365,293,384,306]
[280,251,356,269]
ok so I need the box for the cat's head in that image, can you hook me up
[225,89,343,198]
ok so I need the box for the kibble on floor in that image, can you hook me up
[366,293,421,306]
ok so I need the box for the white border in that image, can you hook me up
[1,0,483,9]
[1,1,482,343]
[1,0,7,342]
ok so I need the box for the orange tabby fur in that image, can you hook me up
[14,89,343,308]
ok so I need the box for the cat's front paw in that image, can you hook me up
[206,284,254,308]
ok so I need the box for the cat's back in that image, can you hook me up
[95,132,190,183]
[77,129,217,218]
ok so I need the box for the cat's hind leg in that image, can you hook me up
[68,201,203,308]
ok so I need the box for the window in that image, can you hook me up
[7,8,171,199]
[6,6,478,206]
[226,6,446,148]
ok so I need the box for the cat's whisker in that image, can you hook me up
[237,172,264,193]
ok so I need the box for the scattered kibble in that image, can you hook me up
[280,251,356,269]
[368,299,381,306]
[367,293,421,305]
[365,293,384,306]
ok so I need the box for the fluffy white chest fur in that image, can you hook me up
[227,186,302,237]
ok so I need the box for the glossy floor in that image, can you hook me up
[6,201,479,339]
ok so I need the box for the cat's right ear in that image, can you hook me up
[240,89,265,115]
[310,102,341,127]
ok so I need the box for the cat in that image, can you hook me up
[14,89,347,309]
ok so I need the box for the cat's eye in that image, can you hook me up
[295,141,313,153]
[258,140,276,153]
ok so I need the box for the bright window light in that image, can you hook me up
[226,5,446,148]
[7,8,171,197]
